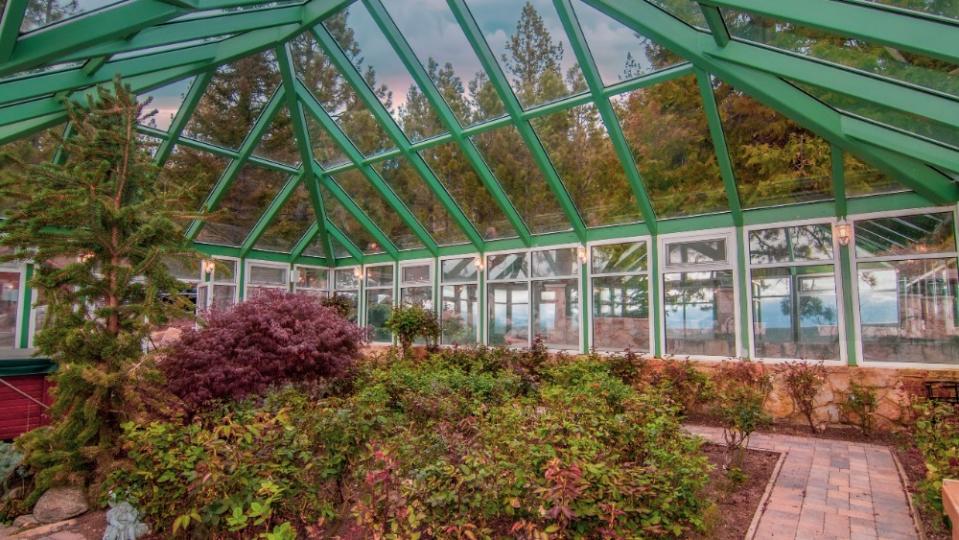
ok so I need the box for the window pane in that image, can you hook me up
[214,259,237,282]
[366,290,394,342]
[664,270,736,356]
[855,212,956,258]
[296,267,328,289]
[488,282,530,346]
[488,252,528,281]
[749,224,833,265]
[254,183,314,254]
[252,108,300,166]
[531,103,644,227]
[211,284,236,310]
[21,0,121,32]
[858,258,959,364]
[138,77,194,131]
[465,0,587,109]
[752,266,840,360]
[158,146,229,221]
[401,286,433,309]
[844,154,908,198]
[532,248,578,278]
[322,190,385,256]
[334,169,422,250]
[197,166,289,247]
[442,257,478,283]
[250,265,287,286]
[533,279,579,350]
[860,0,958,21]
[0,271,20,347]
[402,264,431,285]
[591,241,647,274]
[165,257,200,282]
[441,284,478,344]
[645,0,708,28]
[616,75,728,218]
[366,265,394,288]
[335,268,360,289]
[666,238,728,266]
[334,290,359,322]
[592,274,649,352]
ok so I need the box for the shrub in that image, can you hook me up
[384,304,440,357]
[779,361,827,433]
[321,294,354,320]
[840,378,879,436]
[603,348,648,386]
[911,397,959,526]
[712,359,772,469]
[652,359,714,416]
[160,290,365,411]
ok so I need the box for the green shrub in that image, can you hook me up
[912,398,959,528]
[778,361,827,433]
[384,304,440,357]
[840,378,879,436]
[712,359,772,469]
[652,359,714,416]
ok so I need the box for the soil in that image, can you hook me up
[689,443,781,540]
[895,444,950,540]
[6,510,106,539]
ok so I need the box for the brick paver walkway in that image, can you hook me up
[686,425,919,540]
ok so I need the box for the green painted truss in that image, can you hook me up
[0,0,957,266]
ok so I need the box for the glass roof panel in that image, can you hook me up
[844,153,910,198]
[182,51,281,151]
[715,79,834,208]
[301,229,326,258]
[252,107,300,166]
[305,113,349,169]
[860,0,959,21]
[645,0,708,29]
[20,0,123,33]
[290,31,396,157]
[254,182,313,253]
[471,124,572,234]
[371,157,469,246]
[723,10,959,100]
[795,81,959,151]
[158,145,229,220]
[572,0,683,86]
[419,142,514,240]
[531,102,644,227]
[465,0,588,109]
[615,74,727,218]
[382,0,506,127]
[332,169,422,250]
[325,2,447,143]
[197,165,288,247]
[137,77,194,132]
[321,188,385,256]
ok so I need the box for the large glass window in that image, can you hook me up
[663,236,737,357]
[590,240,650,352]
[748,224,840,361]
[196,258,238,312]
[855,212,959,364]
[441,257,479,345]
[400,262,433,309]
[333,267,361,323]
[0,265,22,348]
[246,263,289,299]
[365,265,394,343]
[293,266,329,297]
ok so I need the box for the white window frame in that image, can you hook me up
[657,228,741,361]
[0,261,27,350]
[332,265,362,323]
[244,260,291,299]
[364,262,396,344]
[439,254,481,346]
[849,206,959,369]
[197,256,240,312]
[743,217,847,365]
[292,264,330,297]
[399,259,434,309]
[586,235,654,356]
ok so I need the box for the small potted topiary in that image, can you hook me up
[385,305,440,359]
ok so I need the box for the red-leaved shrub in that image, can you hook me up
[160,290,366,410]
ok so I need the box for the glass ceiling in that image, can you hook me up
[0,0,956,264]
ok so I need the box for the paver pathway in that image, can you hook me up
[686,425,919,540]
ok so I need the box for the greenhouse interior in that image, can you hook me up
[1,0,959,538]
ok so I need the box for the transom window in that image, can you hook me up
[400,262,433,309]
[246,262,289,299]
[292,266,329,297]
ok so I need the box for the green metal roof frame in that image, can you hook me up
[0,0,956,267]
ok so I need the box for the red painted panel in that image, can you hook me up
[0,375,52,440]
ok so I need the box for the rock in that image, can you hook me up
[14,514,39,528]
[0,525,16,537]
[103,500,149,540]
[33,488,88,524]
[4,485,24,501]
[39,532,86,540]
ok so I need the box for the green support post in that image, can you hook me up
[19,263,33,349]
[52,123,75,166]
[238,256,246,301]
[735,225,751,358]
[650,237,661,357]
[155,71,213,166]
[478,257,486,345]
[832,146,859,366]
[580,255,589,354]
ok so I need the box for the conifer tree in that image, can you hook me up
[0,78,199,503]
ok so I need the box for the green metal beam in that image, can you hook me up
[239,171,304,256]
[0,0,28,63]
[702,0,959,65]
[140,124,300,174]
[841,115,959,174]
[697,3,730,47]
[448,0,587,243]
[553,0,658,233]
[832,145,848,219]
[51,123,74,165]
[694,67,742,225]
[326,221,364,264]
[319,169,399,259]
[296,83,439,256]
[290,221,319,261]
[154,70,212,165]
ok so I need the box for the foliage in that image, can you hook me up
[911,398,959,529]
[712,360,773,469]
[160,290,365,411]
[840,378,879,436]
[384,304,440,357]
[321,294,354,320]
[0,78,199,502]
[778,361,827,433]
[603,349,649,386]
[651,359,715,416]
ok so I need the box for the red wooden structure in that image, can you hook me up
[0,359,54,440]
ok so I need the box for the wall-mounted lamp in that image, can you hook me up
[353,266,364,280]
[834,220,852,246]
[577,246,589,264]
[473,255,485,271]
[201,259,216,275]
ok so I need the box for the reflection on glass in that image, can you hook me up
[420,143,514,240]
[465,0,586,109]
[749,224,833,265]
[249,265,287,286]
[334,291,359,322]
[138,77,194,131]
[860,0,959,20]
[532,248,578,278]
[442,257,478,282]
[855,212,955,258]
[666,238,727,265]
[20,0,122,32]
[253,108,300,166]
[472,125,571,234]
[402,286,433,309]
[197,166,288,247]
[333,169,421,250]
[752,266,839,360]
[402,264,431,285]
[366,289,394,342]
[489,282,530,346]
[532,104,643,227]
[664,270,736,356]
[442,284,478,344]
[645,0,708,28]
[616,75,727,218]
[296,267,328,290]
[255,183,313,253]
[335,268,360,289]
[844,154,908,197]
[211,284,236,310]
[488,252,528,281]
[372,158,469,246]
[302,232,328,258]
[858,259,959,364]
[592,241,648,274]
[305,114,349,169]
[533,279,579,349]
[592,274,649,352]
[0,271,20,347]
[322,190,384,255]
[715,79,834,208]
[366,265,394,288]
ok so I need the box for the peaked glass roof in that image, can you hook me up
[0,0,956,265]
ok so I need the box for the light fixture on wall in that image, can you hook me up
[201,259,216,275]
[473,255,485,271]
[834,220,852,246]
[577,246,588,264]
[353,266,364,280]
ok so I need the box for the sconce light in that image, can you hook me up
[201,259,216,275]
[834,220,852,246]
[353,266,364,280]
[577,246,589,264]
[473,255,485,271]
